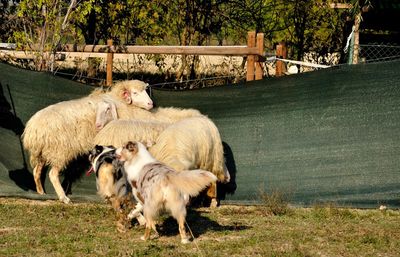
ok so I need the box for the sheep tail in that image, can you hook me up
[167,170,217,197]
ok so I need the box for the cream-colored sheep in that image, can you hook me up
[22,80,153,204]
[149,116,230,207]
[94,97,203,131]
[94,119,170,148]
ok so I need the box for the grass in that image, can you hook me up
[0,198,399,257]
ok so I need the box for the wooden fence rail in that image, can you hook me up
[1,31,265,85]
[58,31,264,85]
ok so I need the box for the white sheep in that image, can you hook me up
[149,116,230,207]
[22,80,153,204]
[94,99,203,132]
[94,119,170,148]
[93,99,204,147]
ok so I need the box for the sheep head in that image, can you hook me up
[112,80,153,110]
[95,100,118,131]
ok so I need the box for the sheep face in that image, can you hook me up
[122,83,153,110]
[95,101,118,131]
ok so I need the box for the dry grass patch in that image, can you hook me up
[0,197,399,257]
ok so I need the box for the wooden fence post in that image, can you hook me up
[255,33,264,80]
[276,42,287,77]
[246,31,256,81]
[106,39,114,86]
[352,12,361,64]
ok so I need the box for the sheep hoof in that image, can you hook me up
[36,188,45,195]
[181,238,190,244]
[210,198,218,208]
[60,196,71,204]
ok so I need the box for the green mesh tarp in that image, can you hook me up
[1,61,400,207]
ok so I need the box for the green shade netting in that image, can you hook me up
[1,61,399,208]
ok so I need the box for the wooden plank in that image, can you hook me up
[59,44,260,56]
[352,13,361,64]
[255,33,264,80]
[106,39,113,86]
[276,42,287,77]
[329,3,352,9]
[246,31,256,81]
[0,50,35,59]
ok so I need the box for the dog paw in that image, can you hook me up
[127,209,141,219]
[116,225,128,233]
[140,235,147,241]
[137,215,146,226]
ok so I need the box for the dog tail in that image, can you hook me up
[168,170,217,197]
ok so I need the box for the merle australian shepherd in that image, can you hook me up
[115,141,217,244]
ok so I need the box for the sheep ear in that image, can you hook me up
[122,90,132,104]
[110,102,118,120]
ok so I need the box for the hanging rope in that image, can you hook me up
[266,56,331,69]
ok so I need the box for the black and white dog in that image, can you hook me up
[88,145,145,228]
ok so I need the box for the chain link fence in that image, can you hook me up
[359,43,400,63]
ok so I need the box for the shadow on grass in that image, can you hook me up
[156,209,250,239]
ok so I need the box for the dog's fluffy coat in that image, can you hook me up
[88,145,143,231]
[116,141,217,243]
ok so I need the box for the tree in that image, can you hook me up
[12,0,77,70]
[270,0,346,64]
[72,0,167,45]
[0,0,20,43]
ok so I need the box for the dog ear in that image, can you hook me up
[126,141,138,154]
[95,145,103,154]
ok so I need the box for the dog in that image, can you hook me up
[88,145,145,231]
[116,141,217,244]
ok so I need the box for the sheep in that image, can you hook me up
[149,116,230,207]
[94,119,170,148]
[22,80,153,204]
[93,100,202,147]
[94,98,203,132]
[94,101,230,207]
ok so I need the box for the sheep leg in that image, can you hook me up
[33,161,45,195]
[48,167,71,204]
[207,182,218,208]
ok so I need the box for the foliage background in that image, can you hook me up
[0,0,363,79]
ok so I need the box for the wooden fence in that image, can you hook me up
[57,31,265,85]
